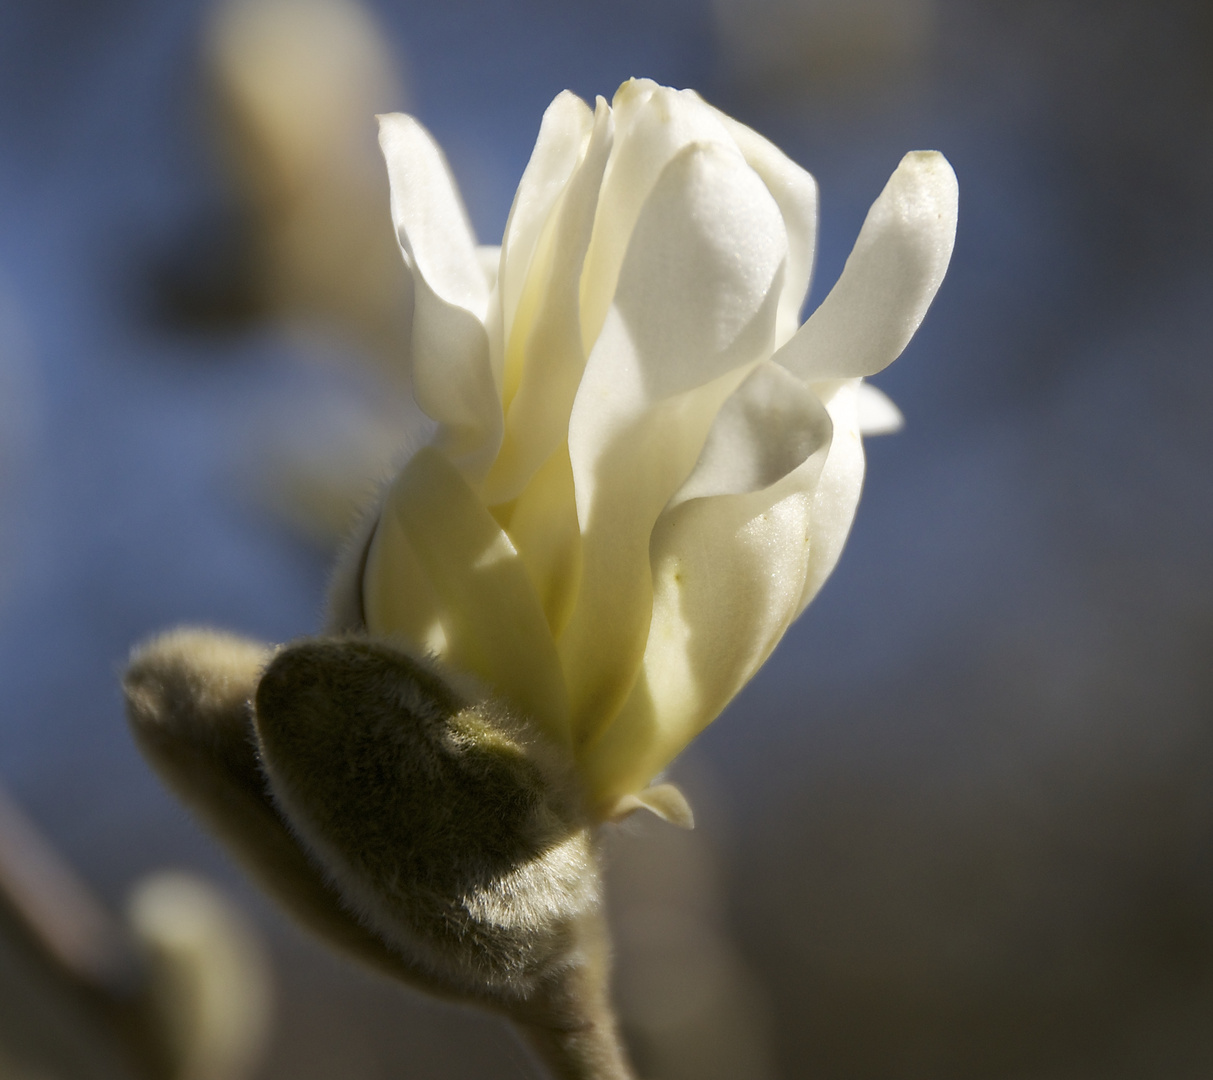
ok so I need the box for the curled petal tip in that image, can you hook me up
[603,783,695,829]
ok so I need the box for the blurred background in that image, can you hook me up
[0,0,1211,1077]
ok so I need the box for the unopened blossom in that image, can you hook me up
[354,78,957,817]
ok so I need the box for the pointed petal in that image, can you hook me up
[363,448,569,745]
[378,113,489,319]
[379,114,500,477]
[498,91,594,347]
[604,783,694,828]
[856,381,904,434]
[776,151,957,381]
[560,140,787,747]
[484,100,613,505]
[407,266,499,477]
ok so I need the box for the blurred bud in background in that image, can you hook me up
[201,0,430,548]
[207,0,411,365]
[712,0,936,97]
[129,872,272,1080]
[0,787,271,1080]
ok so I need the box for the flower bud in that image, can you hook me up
[125,629,607,1012]
[124,630,437,990]
[253,637,601,999]
[127,872,271,1080]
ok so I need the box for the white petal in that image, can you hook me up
[379,114,501,478]
[378,113,489,320]
[582,140,787,409]
[776,151,957,381]
[560,140,787,747]
[856,380,904,435]
[670,360,831,508]
[484,100,614,505]
[498,91,594,346]
[796,379,866,615]
[578,82,738,353]
[476,245,501,292]
[708,104,819,346]
[407,267,499,477]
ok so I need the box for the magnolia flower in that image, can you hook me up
[125,80,955,1079]
[348,78,957,817]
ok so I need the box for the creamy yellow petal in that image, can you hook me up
[579,445,829,808]
[505,445,583,639]
[379,114,500,479]
[498,91,594,350]
[561,141,787,747]
[378,113,489,319]
[407,265,499,479]
[484,99,614,505]
[603,783,694,828]
[856,380,904,435]
[364,447,570,744]
[669,361,830,507]
[796,378,866,616]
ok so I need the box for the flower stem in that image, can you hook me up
[510,909,637,1080]
[516,1016,635,1080]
